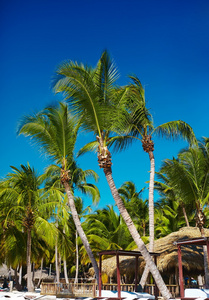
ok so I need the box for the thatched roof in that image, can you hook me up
[154,226,209,275]
[24,269,55,280]
[90,227,209,280]
[0,264,15,278]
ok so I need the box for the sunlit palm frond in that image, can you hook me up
[77,141,99,157]
[154,120,197,146]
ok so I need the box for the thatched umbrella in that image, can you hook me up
[0,264,15,278]
[154,227,209,276]
[88,253,143,283]
[89,227,209,283]
[24,269,55,281]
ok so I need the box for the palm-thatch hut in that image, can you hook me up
[89,227,209,284]
[0,264,15,279]
[155,227,209,278]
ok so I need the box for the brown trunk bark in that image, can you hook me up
[181,204,190,227]
[104,169,171,300]
[63,181,99,285]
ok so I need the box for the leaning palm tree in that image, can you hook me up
[108,75,197,286]
[53,51,172,299]
[0,164,57,292]
[18,102,100,283]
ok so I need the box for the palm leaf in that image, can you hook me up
[153,120,197,146]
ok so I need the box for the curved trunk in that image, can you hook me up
[63,259,69,284]
[140,151,155,287]
[104,169,171,300]
[63,181,99,285]
[27,229,34,292]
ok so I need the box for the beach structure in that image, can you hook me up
[98,250,157,300]
[91,228,208,281]
[88,227,209,298]
[175,237,209,299]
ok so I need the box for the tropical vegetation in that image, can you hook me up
[0,51,208,297]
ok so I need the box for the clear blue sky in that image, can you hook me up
[1,0,209,210]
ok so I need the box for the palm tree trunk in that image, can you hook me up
[37,258,43,288]
[140,151,155,287]
[63,259,69,284]
[27,229,34,292]
[74,230,79,285]
[55,243,60,283]
[18,265,22,286]
[181,204,190,227]
[104,169,171,300]
[63,181,99,285]
[63,227,69,284]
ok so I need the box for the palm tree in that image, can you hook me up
[71,196,91,284]
[154,198,187,238]
[53,51,172,299]
[18,102,100,284]
[118,181,149,238]
[156,141,209,286]
[84,205,133,252]
[107,75,197,286]
[0,164,57,292]
[155,161,196,228]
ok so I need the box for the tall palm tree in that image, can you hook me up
[18,103,100,284]
[108,75,197,286]
[0,164,57,292]
[53,51,172,299]
[72,196,91,284]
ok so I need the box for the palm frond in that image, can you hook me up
[77,140,99,157]
[153,120,197,146]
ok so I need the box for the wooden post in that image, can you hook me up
[178,245,184,298]
[116,253,121,298]
[175,266,179,296]
[206,239,209,265]
[99,254,102,297]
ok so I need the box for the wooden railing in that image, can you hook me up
[41,282,180,298]
[41,282,96,297]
